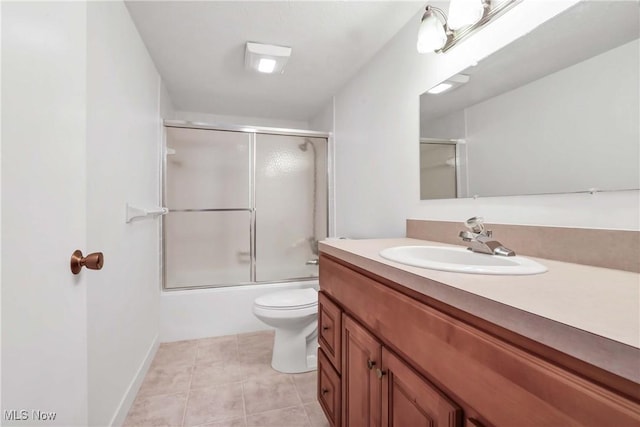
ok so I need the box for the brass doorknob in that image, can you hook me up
[70,250,104,275]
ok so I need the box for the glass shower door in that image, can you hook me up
[254,134,328,282]
[164,127,252,289]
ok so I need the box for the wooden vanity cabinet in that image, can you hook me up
[341,313,463,427]
[318,253,640,427]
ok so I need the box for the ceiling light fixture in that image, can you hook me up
[245,42,292,74]
[417,0,521,54]
[426,74,470,94]
[426,83,453,94]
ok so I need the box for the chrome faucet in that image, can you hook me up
[459,217,515,257]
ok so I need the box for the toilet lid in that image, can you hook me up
[254,288,318,310]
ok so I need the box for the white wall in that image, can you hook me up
[171,109,309,130]
[464,39,638,197]
[422,110,465,139]
[160,81,175,119]
[1,2,4,411]
[309,99,334,133]
[86,2,161,425]
[328,0,639,236]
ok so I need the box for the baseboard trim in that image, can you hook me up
[109,333,159,427]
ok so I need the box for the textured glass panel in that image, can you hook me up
[420,143,457,199]
[166,127,250,209]
[255,135,328,282]
[165,211,250,289]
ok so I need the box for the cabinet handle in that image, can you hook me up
[321,387,329,395]
[375,368,386,379]
[322,325,330,331]
[367,359,376,370]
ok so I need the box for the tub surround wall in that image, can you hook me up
[407,219,640,273]
[160,281,318,342]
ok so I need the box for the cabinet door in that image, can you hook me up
[381,348,463,427]
[343,315,382,427]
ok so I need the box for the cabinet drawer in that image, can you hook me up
[319,291,342,373]
[318,348,342,427]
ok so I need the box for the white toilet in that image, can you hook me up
[252,288,318,374]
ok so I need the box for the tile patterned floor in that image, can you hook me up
[124,330,330,427]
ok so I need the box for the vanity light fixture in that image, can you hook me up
[245,42,292,74]
[448,0,486,31]
[426,73,470,94]
[417,0,521,53]
[417,6,449,52]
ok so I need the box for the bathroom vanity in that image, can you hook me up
[316,238,640,427]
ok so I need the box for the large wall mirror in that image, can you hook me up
[419,1,639,200]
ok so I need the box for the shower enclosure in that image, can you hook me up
[162,122,328,290]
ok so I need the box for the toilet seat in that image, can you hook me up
[254,288,317,310]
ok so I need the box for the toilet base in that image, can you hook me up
[270,323,318,374]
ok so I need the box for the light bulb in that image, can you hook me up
[257,58,277,73]
[448,0,485,31]
[416,9,447,53]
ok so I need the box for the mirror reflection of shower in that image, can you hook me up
[298,138,319,256]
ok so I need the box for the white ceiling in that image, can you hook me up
[125,1,425,122]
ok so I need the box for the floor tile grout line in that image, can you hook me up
[246,403,307,418]
[292,376,315,427]
[291,375,306,407]
[190,412,246,427]
[240,377,248,425]
[180,348,197,427]
[237,331,247,423]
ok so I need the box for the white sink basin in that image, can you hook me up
[379,245,547,275]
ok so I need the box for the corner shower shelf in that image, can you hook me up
[126,203,169,223]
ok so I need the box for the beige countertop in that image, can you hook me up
[319,237,640,382]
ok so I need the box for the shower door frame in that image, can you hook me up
[161,120,332,291]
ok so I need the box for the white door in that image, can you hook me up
[2,2,89,425]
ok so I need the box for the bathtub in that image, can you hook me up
[160,279,319,342]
